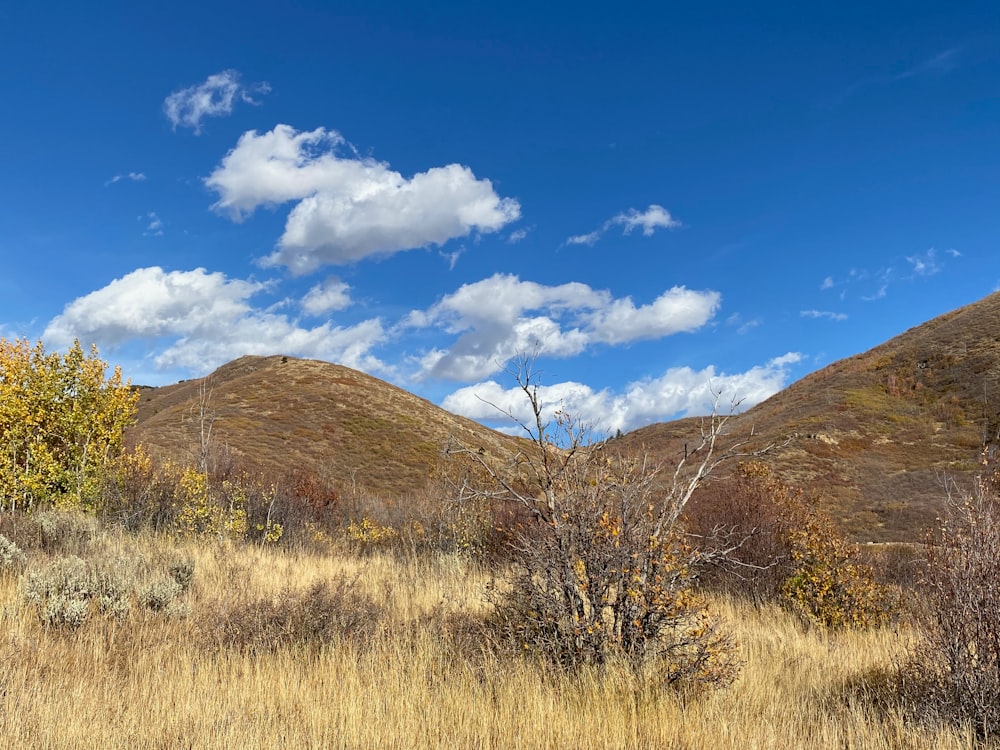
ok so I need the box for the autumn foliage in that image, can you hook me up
[689,462,890,629]
[0,339,137,511]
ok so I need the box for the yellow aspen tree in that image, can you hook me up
[0,339,138,511]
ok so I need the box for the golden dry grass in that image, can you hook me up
[0,532,980,750]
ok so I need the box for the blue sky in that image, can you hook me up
[1,1,998,434]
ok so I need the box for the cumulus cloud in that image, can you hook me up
[205,125,521,273]
[163,70,270,134]
[442,353,801,434]
[801,309,848,321]
[105,172,146,186]
[43,267,385,374]
[301,277,352,316]
[565,204,680,246]
[406,273,720,381]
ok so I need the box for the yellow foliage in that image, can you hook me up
[0,339,137,511]
[346,517,398,548]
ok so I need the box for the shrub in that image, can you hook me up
[204,577,385,655]
[24,556,94,629]
[36,510,97,555]
[688,462,890,629]
[138,575,186,615]
[452,358,746,688]
[903,472,1000,737]
[345,517,398,552]
[0,534,26,577]
[21,550,195,628]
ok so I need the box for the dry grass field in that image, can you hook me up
[0,524,981,750]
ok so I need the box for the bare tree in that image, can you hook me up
[187,377,216,476]
[448,354,770,685]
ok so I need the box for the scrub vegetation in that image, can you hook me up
[0,337,998,747]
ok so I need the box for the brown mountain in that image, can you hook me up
[133,355,523,499]
[621,291,1000,542]
[133,291,1000,542]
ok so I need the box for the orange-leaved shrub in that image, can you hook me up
[689,462,890,628]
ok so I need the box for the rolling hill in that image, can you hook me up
[133,355,524,499]
[133,291,1000,542]
[622,291,1000,541]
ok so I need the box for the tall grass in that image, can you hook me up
[0,526,978,749]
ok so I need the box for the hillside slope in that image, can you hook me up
[623,291,1000,541]
[134,355,522,498]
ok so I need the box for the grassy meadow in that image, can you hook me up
[0,518,980,750]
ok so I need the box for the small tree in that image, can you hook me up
[0,339,137,511]
[450,356,761,687]
[907,467,1000,737]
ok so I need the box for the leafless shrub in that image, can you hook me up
[448,355,764,687]
[902,471,1000,738]
[203,577,385,656]
[36,510,98,555]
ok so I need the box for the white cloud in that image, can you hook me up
[43,267,385,374]
[442,353,801,434]
[565,231,602,247]
[406,273,719,381]
[800,309,848,321]
[507,228,529,244]
[205,124,521,273]
[946,248,961,258]
[440,248,464,270]
[726,313,761,334]
[820,276,834,290]
[301,277,352,315]
[906,248,942,277]
[142,212,163,236]
[613,205,680,236]
[586,287,721,344]
[565,204,680,246]
[862,284,888,301]
[163,70,270,134]
[105,172,146,186]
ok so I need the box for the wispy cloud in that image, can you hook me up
[839,48,959,103]
[726,313,761,335]
[105,172,146,187]
[862,285,888,302]
[822,247,958,302]
[141,212,163,236]
[163,70,270,134]
[801,309,848,321]
[906,248,942,277]
[507,228,530,244]
[565,204,680,246]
